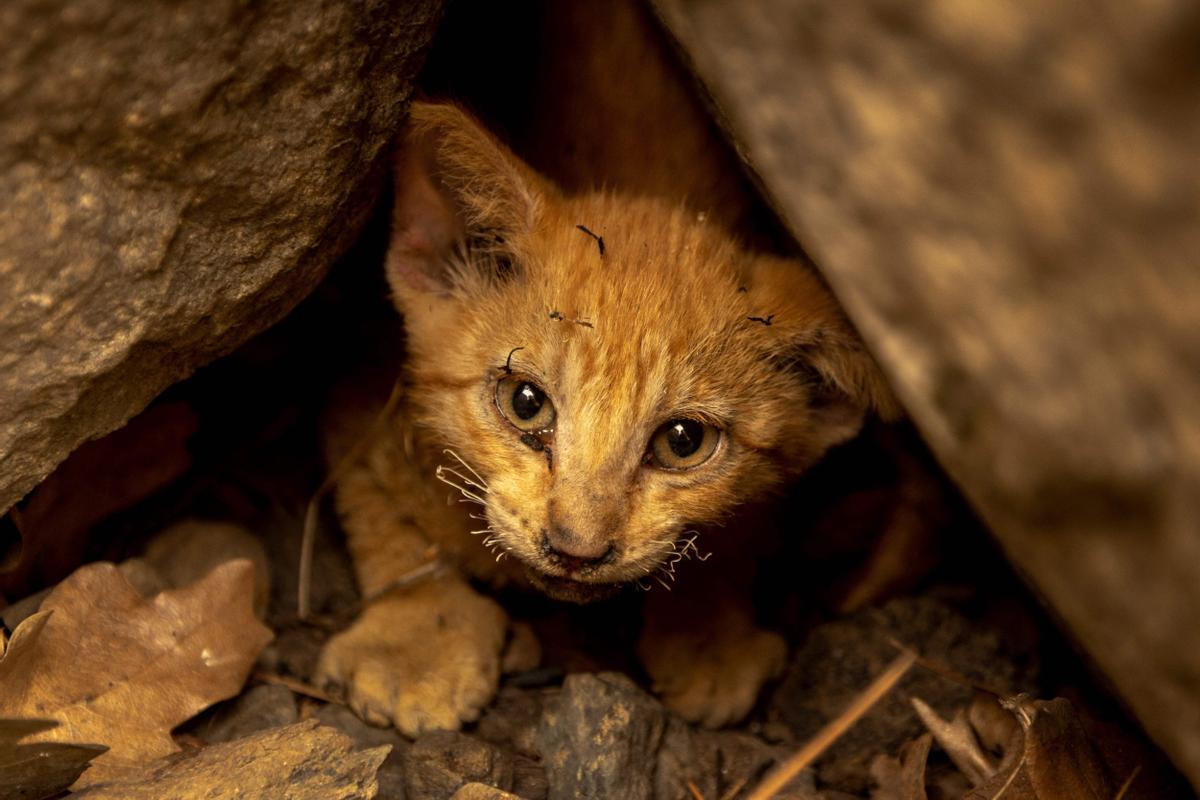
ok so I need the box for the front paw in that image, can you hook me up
[641,627,787,728]
[316,578,508,737]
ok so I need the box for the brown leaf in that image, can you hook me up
[911,696,995,785]
[0,718,107,800]
[71,720,390,799]
[869,732,932,800]
[966,697,1115,800]
[0,560,272,787]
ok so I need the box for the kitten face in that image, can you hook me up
[387,104,894,601]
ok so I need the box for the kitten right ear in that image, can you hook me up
[386,102,546,298]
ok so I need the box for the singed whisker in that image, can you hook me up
[438,466,489,495]
[435,467,487,506]
[443,448,490,490]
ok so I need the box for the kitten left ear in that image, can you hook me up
[386,101,549,300]
[751,257,901,450]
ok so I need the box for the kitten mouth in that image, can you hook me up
[525,568,622,604]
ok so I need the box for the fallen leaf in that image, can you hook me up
[869,732,931,800]
[965,696,1115,799]
[911,696,994,784]
[71,720,390,799]
[0,718,106,800]
[0,560,272,787]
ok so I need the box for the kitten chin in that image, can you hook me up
[524,568,624,604]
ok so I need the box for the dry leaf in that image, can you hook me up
[869,732,931,800]
[0,718,106,800]
[0,560,272,787]
[71,720,389,799]
[911,696,995,784]
[965,697,1115,799]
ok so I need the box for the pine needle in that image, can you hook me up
[745,651,916,800]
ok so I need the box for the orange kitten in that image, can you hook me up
[315,102,896,735]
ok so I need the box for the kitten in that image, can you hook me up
[315,101,896,736]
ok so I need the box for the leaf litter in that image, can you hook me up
[0,554,394,799]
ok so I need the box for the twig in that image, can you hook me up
[686,780,705,800]
[298,380,404,620]
[363,559,446,603]
[1113,765,1142,800]
[745,651,916,800]
[252,671,337,703]
[718,777,748,800]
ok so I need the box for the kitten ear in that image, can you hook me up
[386,102,546,298]
[752,257,902,451]
[792,326,902,450]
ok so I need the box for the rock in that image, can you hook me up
[312,704,410,800]
[509,755,548,800]
[450,785,526,800]
[536,672,666,800]
[405,731,515,800]
[192,684,298,744]
[451,784,525,800]
[476,686,554,759]
[0,0,444,517]
[655,718,812,800]
[768,597,1021,792]
[654,0,1200,786]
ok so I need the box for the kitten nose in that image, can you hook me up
[542,527,615,570]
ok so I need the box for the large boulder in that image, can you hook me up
[0,0,444,515]
[654,0,1200,788]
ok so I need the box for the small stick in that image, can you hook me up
[252,671,337,703]
[745,651,916,800]
[298,380,404,620]
[363,559,446,603]
[686,780,705,800]
[1113,765,1142,800]
[718,777,748,800]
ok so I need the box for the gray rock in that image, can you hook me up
[193,684,298,744]
[405,730,515,800]
[655,718,812,800]
[654,0,1200,786]
[0,0,444,515]
[536,672,666,800]
[313,704,410,800]
[450,784,524,800]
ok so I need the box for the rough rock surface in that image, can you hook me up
[0,0,444,515]
[405,730,515,800]
[536,672,666,800]
[654,0,1200,787]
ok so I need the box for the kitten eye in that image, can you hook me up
[496,376,556,432]
[648,419,720,470]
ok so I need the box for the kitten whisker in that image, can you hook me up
[434,466,487,506]
[442,449,490,490]
[437,466,489,495]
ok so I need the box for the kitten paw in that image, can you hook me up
[315,578,508,736]
[645,628,787,728]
